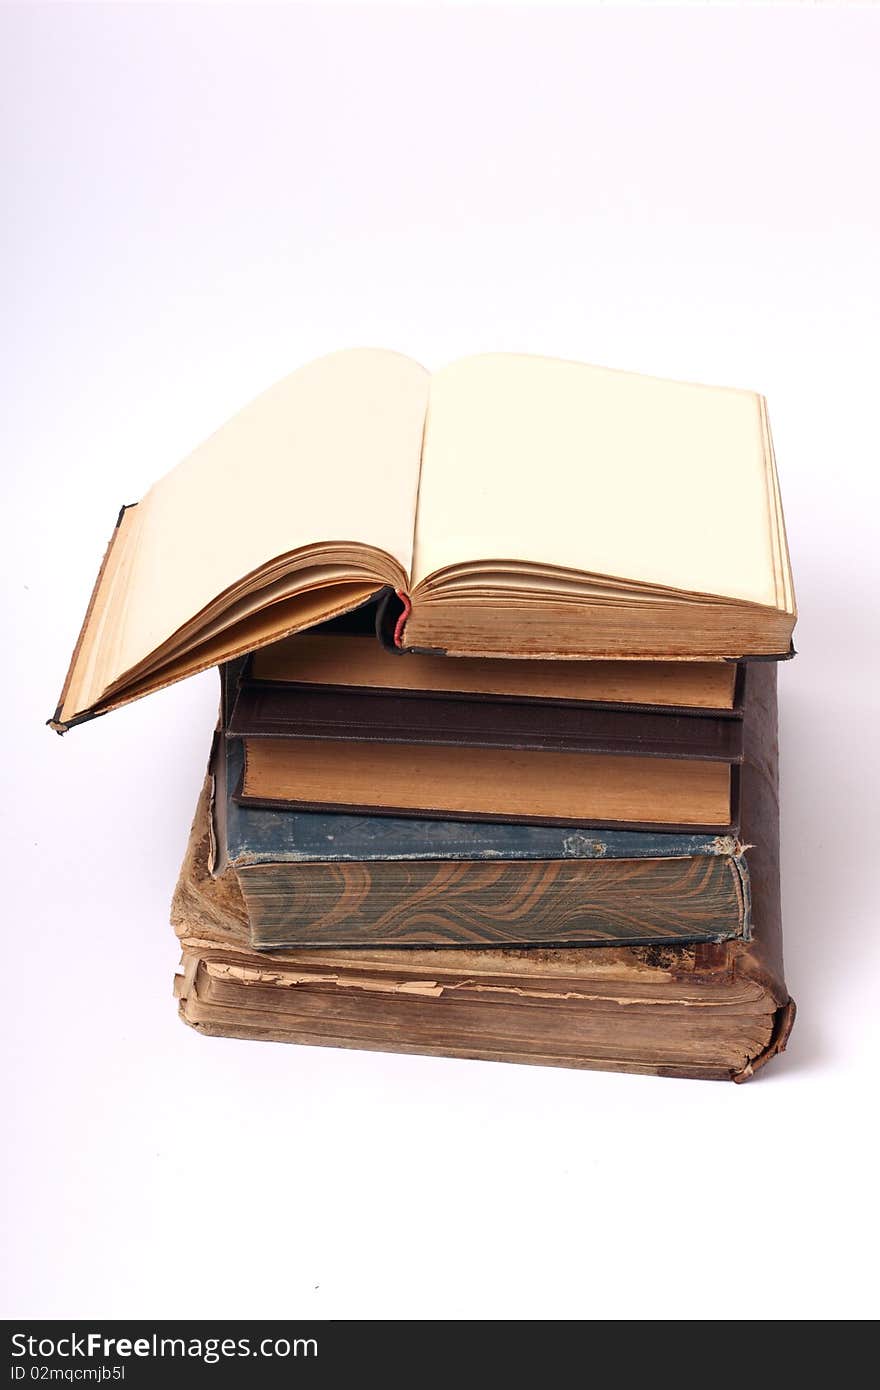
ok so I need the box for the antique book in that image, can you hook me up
[245,624,743,712]
[234,737,738,830]
[174,666,794,1078]
[51,349,795,731]
[228,683,744,757]
[210,663,778,948]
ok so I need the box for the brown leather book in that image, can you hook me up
[246,627,743,713]
[236,737,739,832]
[172,666,793,1080]
[228,683,744,758]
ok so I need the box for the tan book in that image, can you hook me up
[238,737,735,830]
[250,629,739,709]
[52,350,795,731]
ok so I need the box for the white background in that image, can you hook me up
[3,2,879,1320]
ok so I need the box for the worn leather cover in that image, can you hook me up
[228,682,744,760]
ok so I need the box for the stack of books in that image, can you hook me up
[53,349,797,1081]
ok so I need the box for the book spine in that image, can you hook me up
[376,587,448,656]
[228,688,744,760]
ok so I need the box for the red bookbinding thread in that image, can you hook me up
[393,589,412,648]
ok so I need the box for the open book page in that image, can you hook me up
[112,349,429,681]
[411,354,784,608]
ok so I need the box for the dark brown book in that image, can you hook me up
[228,684,744,758]
[173,665,793,1079]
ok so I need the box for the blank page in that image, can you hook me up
[412,354,780,606]
[114,349,430,677]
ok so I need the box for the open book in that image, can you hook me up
[52,349,796,730]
